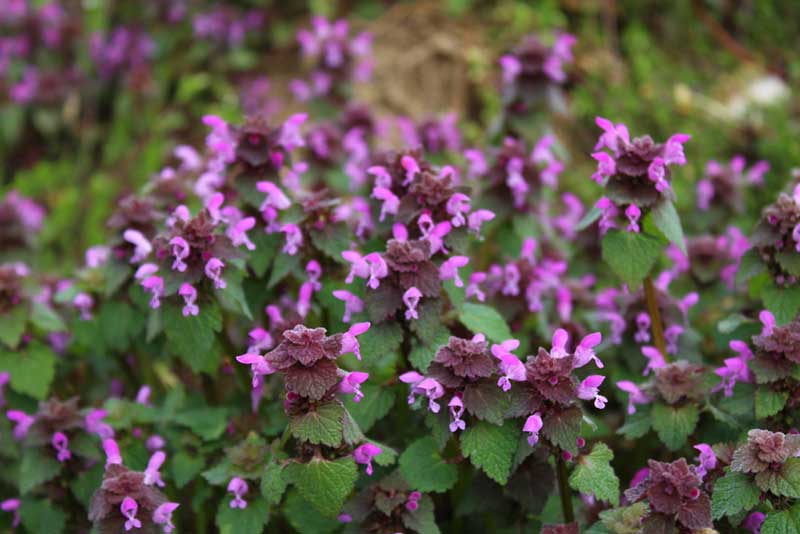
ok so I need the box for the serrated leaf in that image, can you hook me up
[736,249,765,285]
[19,449,61,493]
[569,443,620,505]
[30,302,65,332]
[215,495,269,534]
[268,252,300,288]
[171,452,205,489]
[761,504,800,534]
[542,406,583,455]
[762,284,800,326]
[755,388,788,419]
[399,437,459,493]
[755,457,800,498]
[462,380,510,425]
[310,223,352,264]
[69,464,104,507]
[282,490,341,534]
[102,260,133,297]
[357,322,403,365]
[288,402,344,447]
[0,305,27,349]
[344,385,395,432]
[650,200,686,254]
[216,268,253,319]
[0,341,56,399]
[776,251,800,277]
[249,232,279,277]
[175,407,228,440]
[601,230,663,288]
[460,421,520,484]
[458,303,512,343]
[575,204,602,231]
[651,403,699,451]
[19,499,65,534]
[402,494,440,534]
[711,471,761,520]
[410,299,445,344]
[163,300,222,373]
[261,462,288,506]
[288,457,358,517]
[617,407,651,439]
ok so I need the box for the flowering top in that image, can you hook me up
[731,429,800,474]
[697,155,768,213]
[0,191,45,249]
[591,117,690,207]
[750,183,800,287]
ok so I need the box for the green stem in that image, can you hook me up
[643,275,668,359]
[556,453,574,524]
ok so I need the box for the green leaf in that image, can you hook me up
[309,223,352,264]
[458,303,512,343]
[163,301,223,373]
[460,421,520,484]
[755,457,800,498]
[569,443,620,506]
[70,464,104,507]
[216,269,253,319]
[288,401,344,447]
[286,457,358,517]
[736,248,766,285]
[175,407,228,440]
[249,232,279,277]
[575,203,602,231]
[399,437,459,493]
[761,504,800,534]
[402,494,440,534]
[601,230,663,288]
[617,407,651,439]
[651,403,699,451]
[102,259,133,297]
[462,380,510,425]
[19,500,66,534]
[30,302,66,332]
[711,471,761,520]
[776,251,800,277]
[542,407,583,455]
[650,200,686,255]
[19,449,61,493]
[282,490,341,534]
[409,330,451,373]
[762,284,800,326]
[0,341,56,399]
[355,321,403,365]
[755,388,788,419]
[261,462,288,506]
[344,385,395,432]
[215,496,269,534]
[0,305,27,349]
[268,253,300,289]
[171,452,205,489]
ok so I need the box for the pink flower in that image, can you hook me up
[575,332,604,368]
[625,204,641,233]
[759,310,775,336]
[663,133,691,166]
[616,381,650,414]
[144,451,166,487]
[354,443,382,475]
[400,155,420,186]
[467,209,495,235]
[372,187,399,222]
[464,149,487,179]
[448,394,466,432]
[85,409,113,439]
[694,444,717,479]
[169,236,190,272]
[227,477,249,509]
[577,375,608,409]
[743,512,765,534]
[594,117,630,154]
[340,322,370,360]
[399,372,444,413]
[146,435,165,451]
[418,212,451,255]
[123,229,152,263]
[713,340,753,396]
[279,113,307,151]
[1,498,20,528]
[247,328,273,353]
[103,438,123,466]
[227,217,257,250]
[141,275,164,309]
[205,257,227,289]
[500,54,521,85]
[364,253,388,289]
[73,292,94,320]
[342,250,370,284]
[523,412,543,446]
[178,283,199,316]
[7,410,34,439]
[367,166,392,188]
[403,287,422,320]
[51,431,71,462]
[647,157,670,193]
[634,312,651,343]
[466,272,486,301]
[339,371,369,402]
[136,385,151,405]
[121,497,141,531]
[550,328,570,359]
[405,491,422,512]
[439,256,469,287]
[85,245,110,268]
[641,346,666,375]
[281,223,303,255]
[235,353,275,388]
[153,502,180,533]
[256,180,291,212]
[492,339,525,391]
[446,193,471,227]
[506,157,529,208]
[696,179,714,210]
[332,290,363,323]
[306,260,322,291]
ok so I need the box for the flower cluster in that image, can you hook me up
[750,183,800,287]
[697,155,768,213]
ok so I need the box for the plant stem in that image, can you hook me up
[643,275,668,358]
[555,453,574,524]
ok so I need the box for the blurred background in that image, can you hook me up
[2,0,799,270]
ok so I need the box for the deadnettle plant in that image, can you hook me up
[339,471,432,533]
[748,183,800,288]
[696,155,768,214]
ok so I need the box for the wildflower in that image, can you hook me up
[306,260,322,290]
[235,353,275,388]
[372,187,399,222]
[743,512,765,534]
[400,155,420,186]
[523,412,543,446]
[403,287,422,320]
[1,498,20,528]
[464,149,487,179]
[168,236,190,272]
[281,223,303,255]
[364,253,388,289]
[577,375,607,409]
[340,322,370,360]
[467,209,495,235]
[399,372,444,413]
[51,431,71,462]
[642,346,666,375]
[141,275,164,309]
[573,332,604,368]
[492,339,526,391]
[616,381,650,414]
[146,435,165,451]
[153,502,179,533]
[178,283,199,316]
[144,451,166,487]
[693,444,716,479]
[85,246,110,268]
[121,497,142,531]
[466,272,487,301]
[136,386,151,405]
[433,334,494,380]
[7,409,34,440]
[354,443,382,475]
[332,289,363,322]
[73,292,94,320]
[634,312,651,343]
[446,193,471,227]
[625,204,641,232]
[227,477,249,509]
[103,438,123,466]
[204,257,227,289]
[418,213,451,255]
[256,180,291,212]
[228,217,256,250]
[339,371,369,402]
[247,328,273,353]
[448,394,466,432]
[439,256,469,287]
[123,229,152,263]
[405,491,422,512]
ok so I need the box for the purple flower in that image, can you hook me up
[712,340,753,396]
[7,409,34,440]
[594,117,630,153]
[178,283,199,316]
[492,339,526,391]
[467,209,495,235]
[1,498,20,528]
[403,287,422,320]
[372,187,399,222]
[85,246,110,268]
[281,223,303,255]
[136,385,151,405]
[123,229,152,263]
[204,257,227,289]
[353,442,382,475]
[339,371,369,402]
[73,292,94,320]
[642,346,666,375]
[500,54,522,85]
[400,155,420,186]
[466,272,487,301]
[743,512,765,534]
[574,332,604,368]
[227,477,249,509]
[153,502,179,533]
[418,213,451,255]
[439,256,469,287]
[616,381,650,414]
[647,157,669,193]
[121,497,141,531]
[448,394,466,432]
[625,204,641,233]
[332,290,363,322]
[51,431,71,462]
[663,133,691,166]
[693,444,717,479]
[141,275,164,309]
[446,193,471,227]
[399,372,444,413]
[103,438,123,466]
[464,149,488,179]
[146,435,165,451]
[144,451,166,487]
[256,180,291,212]
[279,113,307,151]
[168,236,190,272]
[577,375,608,409]
[235,353,275,388]
[405,491,422,512]
[228,217,256,250]
[523,412,543,446]
[340,322,370,360]
[0,372,8,408]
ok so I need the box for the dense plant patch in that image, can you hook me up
[2,2,800,533]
